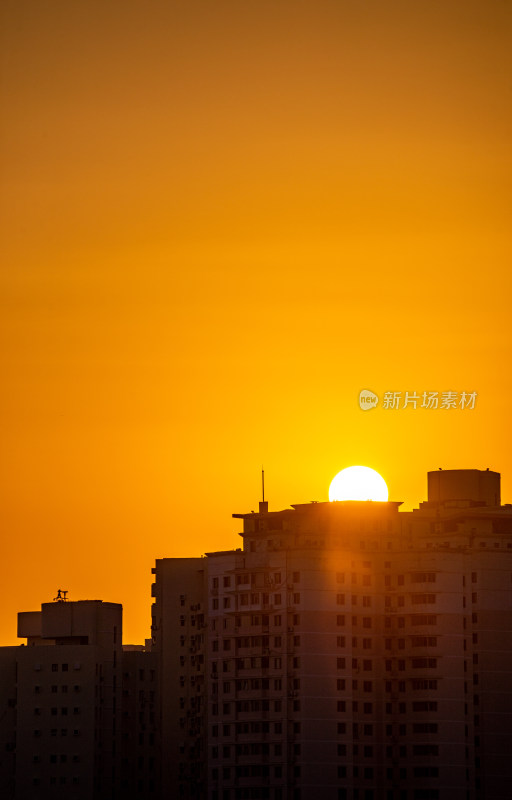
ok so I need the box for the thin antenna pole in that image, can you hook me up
[262,467,265,503]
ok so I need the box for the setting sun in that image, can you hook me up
[329,466,389,502]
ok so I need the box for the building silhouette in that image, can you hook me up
[1,469,511,799]
[0,599,158,800]
[151,469,512,800]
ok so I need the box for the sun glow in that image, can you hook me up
[329,466,388,502]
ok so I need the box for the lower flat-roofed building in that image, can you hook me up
[14,599,123,800]
[0,647,17,797]
[0,599,159,800]
[152,469,512,800]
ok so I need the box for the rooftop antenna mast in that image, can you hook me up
[259,467,268,514]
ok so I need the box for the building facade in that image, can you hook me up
[0,599,158,800]
[15,599,123,800]
[121,645,159,799]
[151,469,512,800]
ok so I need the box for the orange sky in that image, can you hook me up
[1,0,511,645]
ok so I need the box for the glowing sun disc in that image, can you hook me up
[329,466,388,502]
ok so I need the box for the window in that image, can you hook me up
[412,594,436,605]
[414,767,439,778]
[411,572,436,583]
[411,636,437,647]
[411,615,436,626]
[413,723,438,734]
[337,615,345,626]
[336,594,345,605]
[413,745,438,756]
[337,636,346,647]
[411,658,437,669]
[293,572,300,582]
[412,701,437,712]
[337,657,346,668]
[412,680,437,690]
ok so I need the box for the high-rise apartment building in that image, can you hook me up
[151,559,208,798]
[151,469,512,800]
[121,645,159,799]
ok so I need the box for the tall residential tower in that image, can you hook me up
[151,469,512,800]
